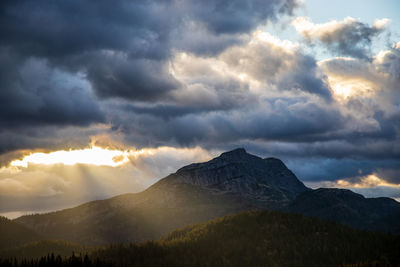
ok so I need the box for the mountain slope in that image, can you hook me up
[86,210,400,266]
[0,216,42,250]
[14,148,308,245]
[14,183,250,245]
[287,188,400,233]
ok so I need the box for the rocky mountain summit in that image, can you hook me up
[155,148,309,208]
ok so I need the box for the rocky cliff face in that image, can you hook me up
[153,148,310,208]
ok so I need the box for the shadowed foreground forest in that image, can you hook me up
[1,210,400,267]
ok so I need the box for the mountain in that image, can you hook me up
[13,148,400,246]
[155,148,310,208]
[8,210,400,267]
[14,148,309,245]
[287,188,400,233]
[0,216,42,250]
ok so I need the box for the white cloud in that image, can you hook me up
[292,16,389,58]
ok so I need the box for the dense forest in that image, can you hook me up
[1,210,400,267]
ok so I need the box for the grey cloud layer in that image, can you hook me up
[0,0,299,154]
[0,54,104,127]
[0,0,300,101]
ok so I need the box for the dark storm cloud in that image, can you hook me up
[375,167,400,185]
[0,125,105,156]
[120,103,238,120]
[0,0,171,59]
[227,140,400,184]
[0,0,304,163]
[287,158,400,183]
[276,54,332,100]
[169,22,249,56]
[293,17,389,59]
[241,139,400,184]
[0,0,299,56]
[0,0,300,101]
[87,56,181,101]
[187,0,300,34]
[0,48,104,128]
[108,98,346,147]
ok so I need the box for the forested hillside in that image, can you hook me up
[2,210,399,267]
[0,217,42,250]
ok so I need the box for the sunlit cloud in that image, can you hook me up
[305,174,400,201]
[0,143,214,216]
[335,174,400,188]
[318,57,379,100]
[10,146,131,168]
[373,18,391,29]
[307,174,400,189]
[328,77,375,99]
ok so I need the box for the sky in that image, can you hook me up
[0,0,400,218]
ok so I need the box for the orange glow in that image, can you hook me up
[336,174,400,188]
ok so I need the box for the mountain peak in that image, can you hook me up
[221,147,247,155]
[218,148,250,160]
[161,148,309,208]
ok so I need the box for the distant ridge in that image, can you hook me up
[13,148,400,245]
[287,188,400,233]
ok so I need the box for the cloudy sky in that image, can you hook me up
[1,0,400,218]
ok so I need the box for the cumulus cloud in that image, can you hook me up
[292,16,390,59]
[86,54,181,101]
[219,31,332,99]
[320,43,400,121]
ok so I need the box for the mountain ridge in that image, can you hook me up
[13,148,400,245]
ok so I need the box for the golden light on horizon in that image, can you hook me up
[336,174,400,188]
[10,146,131,168]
